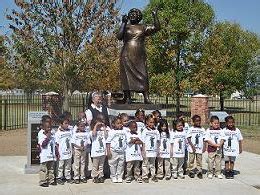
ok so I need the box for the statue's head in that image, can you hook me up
[128,8,142,24]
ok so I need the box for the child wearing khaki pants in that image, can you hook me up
[38,122,56,187]
[72,121,91,183]
[156,119,172,180]
[90,119,108,183]
[205,116,225,179]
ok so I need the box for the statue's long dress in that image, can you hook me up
[120,24,157,92]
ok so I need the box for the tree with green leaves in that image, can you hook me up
[192,22,260,110]
[0,35,15,90]
[143,0,214,114]
[7,0,120,110]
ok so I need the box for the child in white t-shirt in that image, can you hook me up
[55,116,73,184]
[187,115,206,179]
[90,118,108,183]
[106,117,127,183]
[204,116,225,179]
[125,121,143,183]
[72,121,91,184]
[141,114,160,183]
[171,119,188,179]
[38,121,56,187]
[135,109,146,135]
[156,119,172,180]
[72,112,91,177]
[37,115,52,159]
[223,116,243,179]
[176,113,189,175]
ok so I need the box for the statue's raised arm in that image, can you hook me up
[117,15,128,40]
[145,8,161,36]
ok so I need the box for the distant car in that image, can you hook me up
[232,95,246,100]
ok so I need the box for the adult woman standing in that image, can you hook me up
[117,8,160,104]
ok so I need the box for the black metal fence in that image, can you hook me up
[0,95,87,130]
[0,94,259,130]
[133,94,260,127]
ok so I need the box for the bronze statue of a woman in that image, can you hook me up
[117,8,160,104]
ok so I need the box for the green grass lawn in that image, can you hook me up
[238,125,260,138]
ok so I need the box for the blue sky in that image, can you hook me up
[0,0,259,35]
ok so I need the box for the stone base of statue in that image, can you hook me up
[109,103,167,117]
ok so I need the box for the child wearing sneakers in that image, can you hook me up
[223,116,243,179]
[38,121,57,187]
[55,115,73,184]
[141,114,160,183]
[125,120,143,183]
[156,119,172,180]
[106,117,127,183]
[187,115,206,179]
[90,118,108,183]
[171,119,187,179]
[72,121,91,184]
[204,116,225,179]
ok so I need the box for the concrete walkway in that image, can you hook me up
[0,152,260,195]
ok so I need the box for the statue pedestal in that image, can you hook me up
[109,104,167,117]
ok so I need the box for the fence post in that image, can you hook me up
[4,99,7,130]
[249,100,251,126]
[82,95,86,112]
[166,95,168,106]
[0,95,2,130]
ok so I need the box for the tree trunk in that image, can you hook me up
[219,91,224,111]
[176,85,181,115]
[62,82,70,111]
[175,37,181,116]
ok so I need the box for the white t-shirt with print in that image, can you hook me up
[71,131,91,148]
[184,123,189,133]
[38,132,56,163]
[171,131,187,158]
[204,128,225,145]
[123,126,130,134]
[90,130,107,157]
[136,121,145,136]
[55,130,73,160]
[187,126,206,154]
[223,128,243,157]
[125,132,143,162]
[158,132,172,159]
[72,125,90,135]
[38,129,44,138]
[106,129,127,153]
[141,128,160,158]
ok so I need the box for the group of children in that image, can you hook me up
[38,109,243,187]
